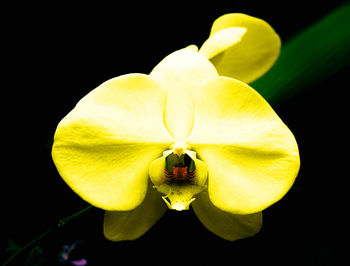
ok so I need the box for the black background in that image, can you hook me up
[1,1,348,265]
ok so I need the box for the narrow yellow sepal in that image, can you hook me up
[192,191,262,241]
[103,181,167,241]
[150,47,218,140]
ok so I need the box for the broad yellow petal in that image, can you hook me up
[103,181,167,241]
[187,77,299,214]
[192,191,262,241]
[52,74,173,211]
[150,47,218,140]
[199,13,281,83]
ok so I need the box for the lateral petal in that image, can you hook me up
[52,74,173,211]
[187,77,300,214]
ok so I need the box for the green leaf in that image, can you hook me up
[251,3,350,105]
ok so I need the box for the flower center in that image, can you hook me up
[150,150,207,211]
[165,152,195,183]
[171,140,188,155]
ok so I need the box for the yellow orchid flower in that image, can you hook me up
[52,13,300,241]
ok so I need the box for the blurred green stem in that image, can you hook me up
[251,3,350,105]
[3,205,93,266]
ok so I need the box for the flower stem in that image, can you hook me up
[3,205,94,265]
[58,205,94,227]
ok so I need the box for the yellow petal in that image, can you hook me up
[187,77,300,214]
[103,181,167,241]
[52,74,173,211]
[192,191,262,241]
[199,27,246,59]
[150,47,218,140]
[184,44,199,52]
[199,13,281,83]
[148,155,167,186]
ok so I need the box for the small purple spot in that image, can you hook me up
[71,258,88,266]
[59,240,87,265]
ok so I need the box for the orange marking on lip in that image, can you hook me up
[173,166,188,180]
